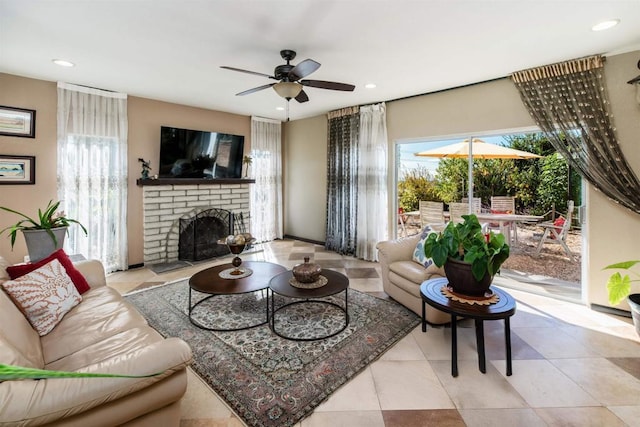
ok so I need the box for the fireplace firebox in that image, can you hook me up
[179,209,233,261]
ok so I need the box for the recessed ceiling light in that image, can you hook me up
[365,83,377,89]
[52,59,75,67]
[276,107,285,111]
[591,19,620,31]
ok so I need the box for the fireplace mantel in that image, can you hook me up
[137,178,255,186]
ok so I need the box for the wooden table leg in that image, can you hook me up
[422,300,427,332]
[475,319,486,373]
[505,316,513,376]
[451,314,458,377]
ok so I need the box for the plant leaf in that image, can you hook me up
[604,260,640,271]
[607,272,631,306]
[0,363,162,381]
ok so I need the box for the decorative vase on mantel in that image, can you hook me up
[444,257,493,296]
[21,226,68,263]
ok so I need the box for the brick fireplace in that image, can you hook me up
[139,179,252,265]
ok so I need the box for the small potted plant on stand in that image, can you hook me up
[423,214,510,296]
[603,260,640,337]
[0,200,87,263]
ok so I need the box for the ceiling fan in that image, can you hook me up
[221,49,355,103]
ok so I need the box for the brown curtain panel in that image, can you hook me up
[326,107,359,255]
[512,55,640,215]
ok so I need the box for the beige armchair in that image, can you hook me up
[377,234,450,324]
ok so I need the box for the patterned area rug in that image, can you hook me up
[125,279,419,427]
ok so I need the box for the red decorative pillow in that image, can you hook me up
[6,249,90,294]
[551,216,566,239]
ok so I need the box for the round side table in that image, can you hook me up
[420,277,516,377]
[188,261,286,331]
[269,269,349,341]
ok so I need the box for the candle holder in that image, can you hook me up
[218,238,255,276]
[227,243,246,275]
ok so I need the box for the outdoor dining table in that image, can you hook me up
[400,209,543,244]
[474,212,543,245]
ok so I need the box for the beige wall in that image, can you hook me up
[0,74,58,265]
[586,51,640,310]
[127,97,250,264]
[283,50,640,311]
[0,73,251,266]
[386,78,533,142]
[283,115,327,242]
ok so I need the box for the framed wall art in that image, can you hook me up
[0,106,36,138]
[0,155,36,185]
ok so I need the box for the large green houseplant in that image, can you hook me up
[0,200,87,262]
[423,214,510,295]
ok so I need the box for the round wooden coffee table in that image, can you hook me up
[268,269,349,341]
[421,277,516,377]
[188,261,286,331]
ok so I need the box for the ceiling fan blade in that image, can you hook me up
[221,66,276,80]
[295,89,309,103]
[300,79,355,92]
[236,83,275,96]
[289,59,321,80]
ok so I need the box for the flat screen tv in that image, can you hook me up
[159,126,245,179]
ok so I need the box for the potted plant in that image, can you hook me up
[603,260,640,336]
[0,200,87,262]
[423,214,510,296]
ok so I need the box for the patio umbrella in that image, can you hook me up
[414,138,541,212]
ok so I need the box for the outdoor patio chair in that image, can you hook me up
[448,202,469,224]
[419,200,445,228]
[535,200,575,261]
[461,197,482,214]
[490,196,517,241]
[398,207,408,237]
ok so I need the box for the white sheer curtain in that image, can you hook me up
[356,103,388,261]
[57,82,128,273]
[250,117,283,242]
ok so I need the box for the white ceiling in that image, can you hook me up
[2,1,640,122]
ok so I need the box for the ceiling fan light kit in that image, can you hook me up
[273,82,302,99]
[221,49,355,104]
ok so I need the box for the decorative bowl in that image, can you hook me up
[292,257,322,283]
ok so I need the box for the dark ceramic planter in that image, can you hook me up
[628,294,640,337]
[444,257,493,296]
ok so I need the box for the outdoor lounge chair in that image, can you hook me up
[535,200,575,261]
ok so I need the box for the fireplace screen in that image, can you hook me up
[179,208,233,261]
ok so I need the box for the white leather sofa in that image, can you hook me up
[377,234,450,324]
[0,257,193,426]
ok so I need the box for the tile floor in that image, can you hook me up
[107,239,640,427]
